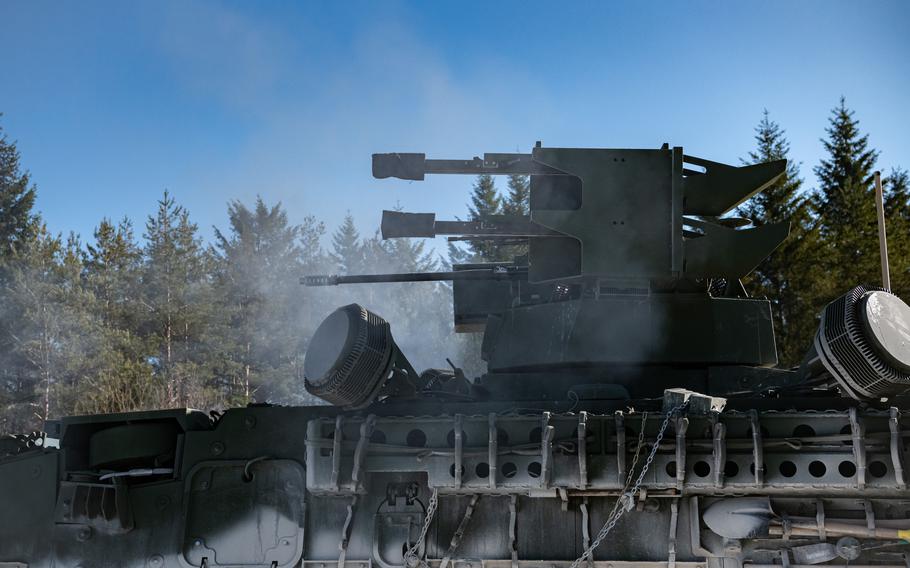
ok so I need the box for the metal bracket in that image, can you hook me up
[864,500,876,538]
[688,496,714,558]
[488,413,498,490]
[749,410,764,487]
[541,412,554,489]
[712,420,726,488]
[668,500,679,568]
[890,407,906,488]
[454,414,464,490]
[816,500,827,541]
[675,417,689,490]
[331,416,344,492]
[578,412,588,489]
[509,495,519,568]
[440,494,480,568]
[581,498,593,568]
[338,495,358,568]
[352,415,376,491]
[849,408,867,489]
[615,412,626,485]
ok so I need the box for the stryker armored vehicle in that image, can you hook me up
[2,143,910,568]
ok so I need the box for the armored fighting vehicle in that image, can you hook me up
[3,144,910,568]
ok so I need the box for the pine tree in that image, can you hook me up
[738,110,815,366]
[0,121,41,433]
[502,174,530,217]
[141,191,212,408]
[812,97,881,296]
[466,174,505,261]
[0,120,38,262]
[883,168,910,297]
[214,197,317,405]
[3,229,101,431]
[331,212,365,274]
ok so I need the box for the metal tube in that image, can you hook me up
[874,171,892,292]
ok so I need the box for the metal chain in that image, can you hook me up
[570,402,689,568]
[404,487,440,568]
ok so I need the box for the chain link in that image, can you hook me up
[570,402,689,568]
[404,487,439,568]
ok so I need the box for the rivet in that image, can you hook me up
[148,554,164,568]
[210,441,225,456]
[200,481,209,490]
[243,416,257,429]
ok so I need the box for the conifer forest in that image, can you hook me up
[1,99,908,435]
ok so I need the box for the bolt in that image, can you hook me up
[148,554,164,568]
[200,481,209,490]
[210,441,225,456]
[243,416,257,429]
[194,539,203,547]
[29,465,41,479]
[76,527,92,542]
[156,495,170,510]
[281,539,290,546]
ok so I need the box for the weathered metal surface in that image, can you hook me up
[3,144,910,568]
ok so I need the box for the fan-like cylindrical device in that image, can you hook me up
[812,285,910,400]
[304,304,415,408]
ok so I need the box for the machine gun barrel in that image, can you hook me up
[381,210,564,239]
[372,152,561,181]
[302,267,526,287]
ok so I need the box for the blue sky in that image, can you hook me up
[1,1,908,252]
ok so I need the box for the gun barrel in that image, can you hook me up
[372,152,561,181]
[301,267,526,287]
[381,210,564,240]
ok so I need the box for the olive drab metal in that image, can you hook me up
[2,143,910,568]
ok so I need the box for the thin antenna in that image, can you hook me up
[873,171,891,291]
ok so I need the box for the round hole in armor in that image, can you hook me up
[447,429,468,448]
[406,429,427,448]
[370,430,387,444]
[724,461,739,477]
[502,462,518,478]
[869,461,888,478]
[475,462,490,478]
[449,464,465,478]
[694,461,711,478]
[528,462,542,478]
[529,427,542,444]
[779,461,797,478]
[839,460,857,477]
[793,424,816,438]
[666,461,677,478]
[809,460,827,478]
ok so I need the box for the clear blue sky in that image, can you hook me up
[1,1,908,250]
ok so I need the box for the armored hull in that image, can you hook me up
[2,144,910,568]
